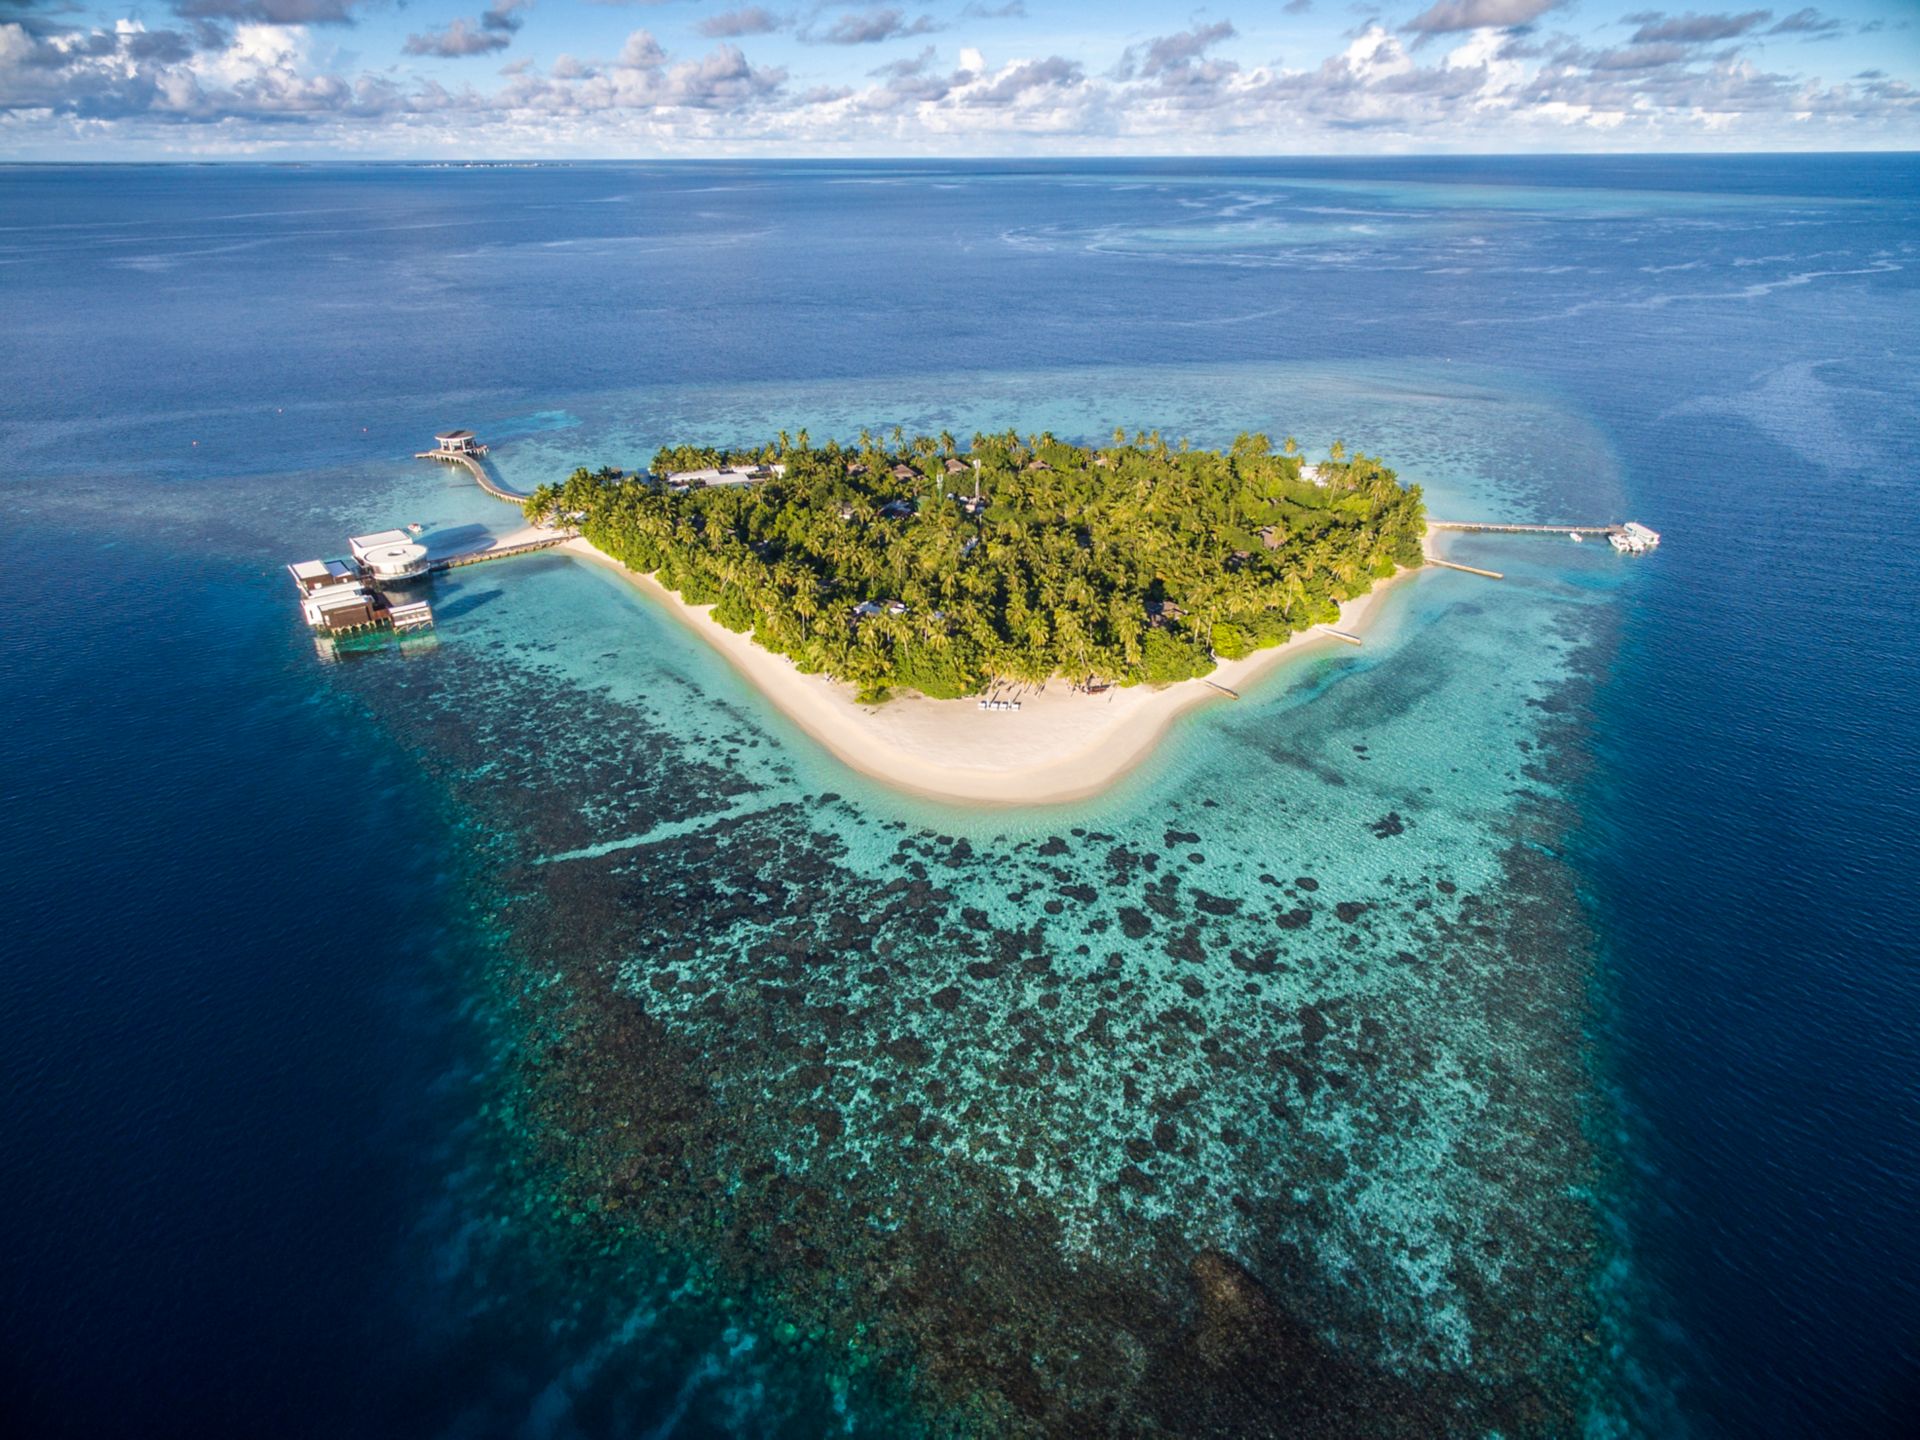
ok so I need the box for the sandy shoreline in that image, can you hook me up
[563,536,1422,806]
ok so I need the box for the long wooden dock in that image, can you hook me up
[1428,558,1504,579]
[1429,520,1616,536]
[416,448,530,506]
[430,532,575,573]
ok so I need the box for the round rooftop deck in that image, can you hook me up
[360,541,430,579]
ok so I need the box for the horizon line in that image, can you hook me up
[5,149,1919,166]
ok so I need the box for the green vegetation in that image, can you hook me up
[526,429,1424,702]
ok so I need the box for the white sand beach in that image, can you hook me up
[564,536,1422,806]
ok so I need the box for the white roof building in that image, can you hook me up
[300,581,376,630]
[659,462,788,487]
[287,558,356,594]
[349,530,431,582]
[1610,521,1662,554]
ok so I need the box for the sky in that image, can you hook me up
[1,1,1915,158]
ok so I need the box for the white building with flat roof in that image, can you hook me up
[660,462,787,488]
[349,530,431,582]
[1610,521,1662,554]
[299,581,377,631]
[287,558,357,595]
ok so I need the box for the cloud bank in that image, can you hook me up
[0,5,1913,156]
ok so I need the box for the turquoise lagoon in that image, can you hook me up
[296,359,1637,1433]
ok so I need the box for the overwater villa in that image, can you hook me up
[349,529,432,583]
[287,556,434,634]
[288,562,379,632]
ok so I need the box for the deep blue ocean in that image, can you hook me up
[3,157,1916,1438]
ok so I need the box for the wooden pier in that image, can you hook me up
[1428,558,1505,579]
[416,446,531,506]
[292,433,573,649]
[1429,520,1617,536]
[430,531,575,572]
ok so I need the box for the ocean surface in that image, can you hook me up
[2,157,1916,1437]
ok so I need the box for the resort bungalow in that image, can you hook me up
[386,597,435,632]
[298,581,378,632]
[1146,599,1186,628]
[287,550,434,634]
[659,462,788,488]
[878,498,916,520]
[852,599,909,620]
[889,462,917,481]
[943,457,969,476]
[287,558,374,631]
[435,429,483,456]
[287,558,357,595]
[349,529,432,584]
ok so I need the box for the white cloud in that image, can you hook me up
[1404,0,1567,36]
[811,8,941,46]
[0,2,1915,155]
[699,7,786,40]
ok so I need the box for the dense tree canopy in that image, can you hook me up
[526,430,1424,702]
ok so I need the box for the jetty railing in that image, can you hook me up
[430,531,576,573]
[1428,520,1616,535]
[1427,558,1504,579]
[416,447,530,506]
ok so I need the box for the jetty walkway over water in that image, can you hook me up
[416,443,532,506]
[291,433,571,640]
[431,527,573,572]
[415,431,576,567]
[1429,520,1616,537]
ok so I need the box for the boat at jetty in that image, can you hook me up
[1609,521,1662,554]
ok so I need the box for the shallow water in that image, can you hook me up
[4,157,1916,1437]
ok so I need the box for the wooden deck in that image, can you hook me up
[416,448,530,506]
[1429,520,1617,536]
[412,441,573,572]
[1427,558,1505,579]
[430,531,575,573]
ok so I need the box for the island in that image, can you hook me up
[526,429,1426,803]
